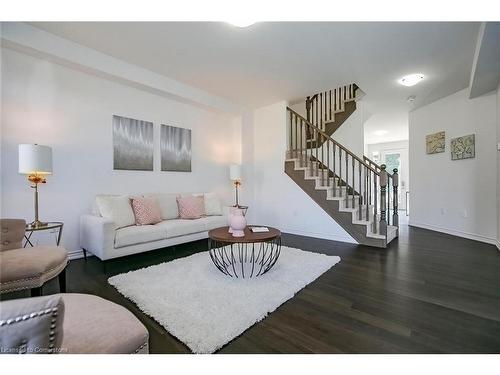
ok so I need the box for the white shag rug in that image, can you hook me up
[108,246,340,353]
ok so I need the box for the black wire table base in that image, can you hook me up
[208,237,282,278]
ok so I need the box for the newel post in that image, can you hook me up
[392,168,399,227]
[379,164,388,236]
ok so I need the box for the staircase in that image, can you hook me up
[284,84,399,248]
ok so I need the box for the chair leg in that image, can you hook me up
[82,248,87,261]
[58,268,67,293]
[31,286,42,297]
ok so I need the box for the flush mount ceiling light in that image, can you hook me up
[374,130,388,136]
[227,20,256,28]
[398,74,424,87]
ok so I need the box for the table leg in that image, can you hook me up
[24,231,34,248]
[57,225,63,246]
[58,268,67,293]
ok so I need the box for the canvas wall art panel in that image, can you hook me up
[113,115,154,171]
[451,134,475,160]
[426,131,445,154]
[161,124,192,172]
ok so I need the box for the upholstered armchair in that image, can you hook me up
[0,219,68,296]
[0,293,149,354]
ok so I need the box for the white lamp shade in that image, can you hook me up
[19,144,53,175]
[229,164,242,181]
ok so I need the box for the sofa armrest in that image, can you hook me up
[80,215,115,260]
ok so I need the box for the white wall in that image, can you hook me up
[249,101,355,243]
[0,48,241,256]
[409,88,497,244]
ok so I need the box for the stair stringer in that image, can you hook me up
[324,100,357,136]
[285,160,388,248]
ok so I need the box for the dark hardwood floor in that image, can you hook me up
[3,224,500,353]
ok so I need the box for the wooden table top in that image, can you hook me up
[208,226,281,243]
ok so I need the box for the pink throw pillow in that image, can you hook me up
[177,196,206,219]
[131,197,162,225]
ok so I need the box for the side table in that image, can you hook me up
[24,221,64,248]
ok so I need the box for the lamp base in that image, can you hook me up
[29,220,48,228]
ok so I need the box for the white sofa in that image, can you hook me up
[80,193,227,261]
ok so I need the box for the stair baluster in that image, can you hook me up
[339,149,343,198]
[299,118,303,167]
[320,93,323,131]
[358,162,363,221]
[321,134,325,186]
[326,141,330,187]
[367,168,371,226]
[294,116,298,158]
[332,145,337,197]
[329,90,332,120]
[379,164,388,236]
[392,169,399,227]
[352,157,355,209]
[289,112,293,159]
[345,151,349,207]
[373,171,378,234]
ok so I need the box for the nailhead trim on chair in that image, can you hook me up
[0,307,59,326]
[0,307,60,354]
[0,259,69,293]
[134,341,148,354]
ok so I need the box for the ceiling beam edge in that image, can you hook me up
[0,22,243,115]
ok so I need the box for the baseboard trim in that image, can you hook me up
[496,240,500,251]
[408,220,497,246]
[280,227,357,244]
[68,249,85,260]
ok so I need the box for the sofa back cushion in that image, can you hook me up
[202,193,223,216]
[95,195,135,229]
[190,193,223,216]
[147,193,179,220]
[131,197,162,225]
[177,196,206,219]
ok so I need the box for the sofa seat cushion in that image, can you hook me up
[114,225,166,248]
[155,219,206,239]
[0,246,68,293]
[203,215,227,231]
[61,293,149,354]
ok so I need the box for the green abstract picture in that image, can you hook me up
[451,134,475,160]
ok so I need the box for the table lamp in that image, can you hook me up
[229,164,242,207]
[19,144,53,228]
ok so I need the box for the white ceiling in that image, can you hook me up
[29,22,481,143]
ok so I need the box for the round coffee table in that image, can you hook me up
[208,226,281,278]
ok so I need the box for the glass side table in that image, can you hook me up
[24,221,64,247]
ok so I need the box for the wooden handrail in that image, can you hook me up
[363,155,393,178]
[287,107,380,176]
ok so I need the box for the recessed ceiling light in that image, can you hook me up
[374,130,388,136]
[227,20,256,28]
[398,74,424,87]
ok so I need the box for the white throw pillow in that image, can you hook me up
[148,193,179,220]
[95,195,135,229]
[204,193,223,216]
